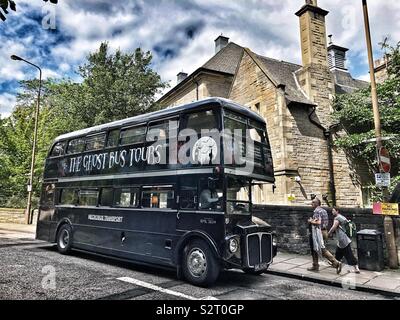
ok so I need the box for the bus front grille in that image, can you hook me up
[246,233,273,267]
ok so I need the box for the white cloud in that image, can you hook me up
[0,93,16,118]
[1,0,400,118]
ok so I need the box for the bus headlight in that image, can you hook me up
[229,238,239,253]
[272,234,277,247]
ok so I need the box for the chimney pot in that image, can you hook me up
[177,72,188,84]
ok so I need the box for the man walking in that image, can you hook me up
[307,198,342,274]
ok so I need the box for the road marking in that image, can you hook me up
[117,277,217,300]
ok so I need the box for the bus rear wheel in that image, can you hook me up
[182,239,219,287]
[56,224,73,254]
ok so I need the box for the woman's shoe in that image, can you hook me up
[354,265,360,274]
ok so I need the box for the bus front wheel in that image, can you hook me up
[56,224,73,254]
[182,239,220,287]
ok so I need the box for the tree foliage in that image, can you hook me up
[333,42,400,199]
[0,0,57,22]
[0,43,167,207]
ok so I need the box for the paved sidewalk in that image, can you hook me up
[0,222,36,234]
[268,252,400,297]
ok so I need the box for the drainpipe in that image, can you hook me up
[308,106,337,206]
[192,76,200,101]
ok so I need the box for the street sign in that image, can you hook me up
[373,202,399,216]
[375,172,391,187]
[379,147,391,173]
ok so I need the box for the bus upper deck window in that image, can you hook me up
[120,125,147,146]
[85,134,106,151]
[185,110,218,134]
[147,121,175,142]
[107,129,120,148]
[50,141,66,157]
[67,138,85,154]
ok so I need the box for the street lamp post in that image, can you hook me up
[361,0,399,269]
[11,55,42,225]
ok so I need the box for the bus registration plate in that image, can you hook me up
[254,262,269,271]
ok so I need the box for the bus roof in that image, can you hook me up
[54,98,266,142]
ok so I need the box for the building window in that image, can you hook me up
[255,103,261,114]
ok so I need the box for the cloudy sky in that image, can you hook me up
[0,0,399,118]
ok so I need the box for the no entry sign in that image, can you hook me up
[379,147,391,173]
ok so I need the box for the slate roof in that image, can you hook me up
[254,54,313,106]
[159,41,367,106]
[202,42,244,75]
[331,69,369,94]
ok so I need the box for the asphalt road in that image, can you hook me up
[0,228,395,300]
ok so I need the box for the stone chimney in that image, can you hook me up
[327,35,349,71]
[295,0,329,67]
[215,35,229,54]
[295,0,334,126]
[177,72,188,84]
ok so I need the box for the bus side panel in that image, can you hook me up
[55,206,179,266]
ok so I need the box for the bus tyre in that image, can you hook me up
[56,224,73,254]
[182,239,219,287]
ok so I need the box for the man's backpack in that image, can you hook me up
[339,217,357,238]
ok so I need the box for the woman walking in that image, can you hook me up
[328,208,360,273]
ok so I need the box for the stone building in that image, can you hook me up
[158,0,369,207]
[374,56,390,84]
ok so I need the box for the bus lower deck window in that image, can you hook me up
[78,190,99,206]
[142,187,174,209]
[114,188,138,207]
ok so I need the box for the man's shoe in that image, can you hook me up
[307,266,319,272]
[336,262,342,274]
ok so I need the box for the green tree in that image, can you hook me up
[333,42,400,200]
[78,42,167,126]
[0,43,167,207]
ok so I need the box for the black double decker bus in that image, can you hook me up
[36,97,277,286]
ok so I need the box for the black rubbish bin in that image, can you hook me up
[357,229,384,271]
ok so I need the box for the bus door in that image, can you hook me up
[119,185,177,263]
[177,176,224,241]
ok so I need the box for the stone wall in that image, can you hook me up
[229,50,292,205]
[160,73,233,108]
[0,209,25,224]
[253,205,400,264]
[0,209,38,224]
